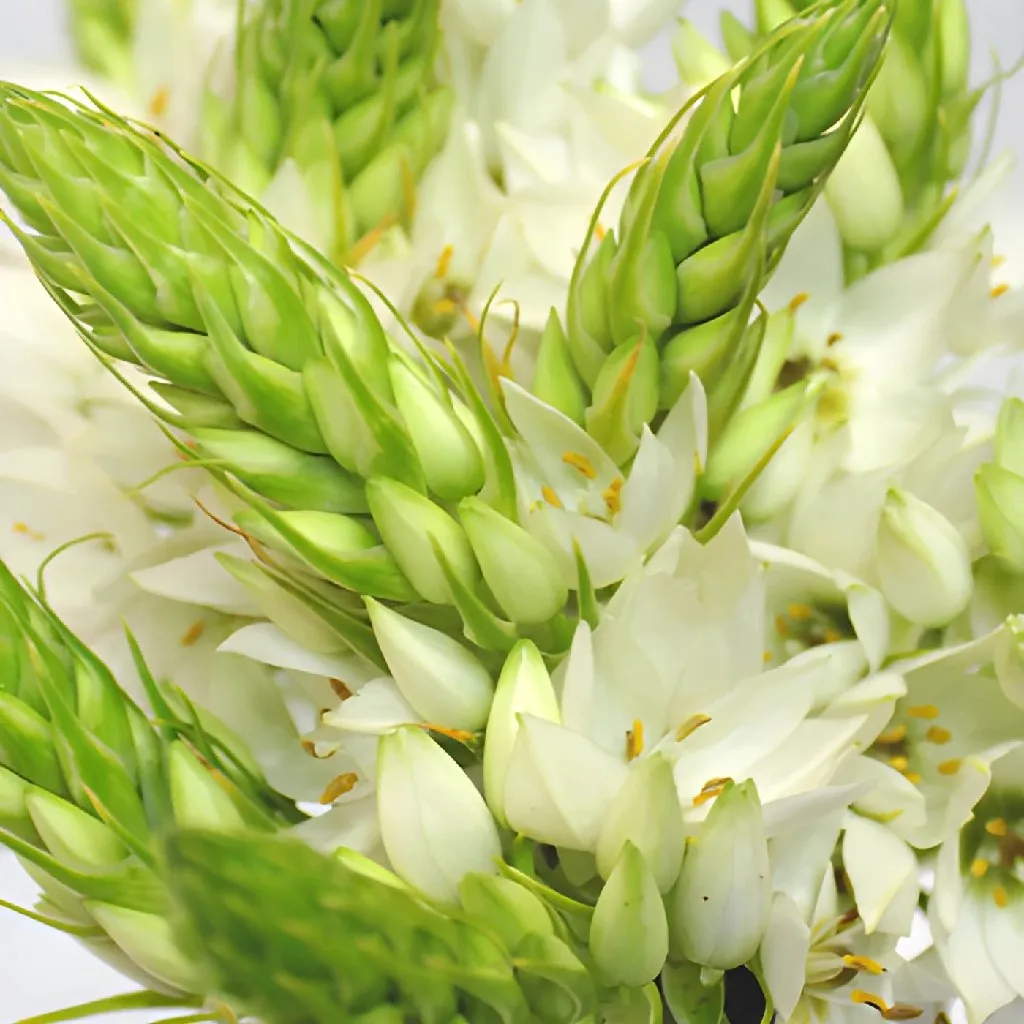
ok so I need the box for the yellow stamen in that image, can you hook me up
[993,886,1009,909]
[823,629,843,644]
[12,522,45,541]
[462,305,481,332]
[985,818,1009,837]
[991,283,1010,299]
[147,86,171,119]
[301,740,318,758]
[970,858,990,878]
[786,603,814,620]
[851,991,889,1013]
[594,223,607,241]
[329,678,354,701]
[775,615,790,637]
[626,719,645,761]
[693,777,732,807]
[883,1005,924,1021]
[906,704,940,720]
[788,292,810,312]
[937,759,962,776]
[925,725,952,745]
[843,954,886,975]
[345,213,398,266]
[562,451,597,479]
[876,725,907,745]
[826,332,844,347]
[433,297,458,317]
[675,714,712,742]
[541,485,564,509]
[903,771,923,785]
[602,477,624,516]
[420,723,476,744]
[762,650,773,663]
[319,772,359,805]
[180,621,206,647]
[887,756,910,772]
[434,244,454,280]
[992,254,1007,269]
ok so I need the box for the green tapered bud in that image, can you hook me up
[202,0,452,258]
[0,692,67,795]
[365,477,479,604]
[561,1,890,460]
[459,874,556,952]
[458,497,569,626]
[586,338,660,464]
[0,765,38,841]
[673,21,732,89]
[25,790,127,869]
[168,741,248,833]
[532,309,588,425]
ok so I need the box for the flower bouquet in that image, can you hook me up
[0,1,1022,1023]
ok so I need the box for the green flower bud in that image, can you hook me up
[673,21,732,90]
[0,693,67,795]
[459,874,556,952]
[0,765,38,841]
[995,397,1024,477]
[532,309,588,426]
[976,465,1024,575]
[365,477,479,604]
[168,741,247,833]
[590,842,669,987]
[25,790,127,869]
[458,497,568,626]
[585,337,660,464]
[389,355,485,501]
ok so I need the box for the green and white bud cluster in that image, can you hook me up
[0,85,569,659]
[66,0,137,88]
[539,0,891,465]
[0,560,296,1000]
[737,0,976,278]
[165,828,606,1024]
[201,0,453,261]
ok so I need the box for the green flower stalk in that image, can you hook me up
[165,829,605,1024]
[0,561,298,1008]
[201,0,453,262]
[0,84,568,661]
[538,0,891,464]
[752,0,979,278]
[66,0,137,88]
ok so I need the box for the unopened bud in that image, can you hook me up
[25,791,126,869]
[672,21,732,90]
[459,873,555,950]
[976,464,1024,574]
[365,599,494,732]
[876,487,973,627]
[995,398,1024,477]
[168,741,247,833]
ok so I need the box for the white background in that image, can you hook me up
[0,1,1022,1022]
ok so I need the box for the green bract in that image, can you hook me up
[0,561,296,1004]
[66,0,137,86]
[164,829,601,1024]
[201,0,453,261]
[540,0,891,462]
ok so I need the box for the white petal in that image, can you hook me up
[322,678,420,735]
[842,815,919,936]
[130,545,261,616]
[982,896,1024,999]
[761,892,812,1022]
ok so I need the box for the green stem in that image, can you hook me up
[15,991,202,1024]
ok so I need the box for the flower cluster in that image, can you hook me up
[0,1,1022,1023]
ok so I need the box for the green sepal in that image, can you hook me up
[149,383,245,430]
[532,309,588,426]
[661,959,725,1024]
[566,226,618,387]
[0,692,68,796]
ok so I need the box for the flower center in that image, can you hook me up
[961,789,1024,909]
[769,601,852,662]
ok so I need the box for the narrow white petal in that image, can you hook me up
[842,815,918,935]
[761,892,812,1022]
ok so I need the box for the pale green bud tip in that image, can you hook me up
[590,841,669,987]
[365,598,494,732]
[168,741,247,833]
[876,487,973,627]
[365,476,479,605]
[458,496,568,625]
[85,902,201,993]
[459,873,555,952]
[376,725,502,904]
[483,640,560,826]
[976,465,1024,575]
[669,780,770,970]
[995,397,1024,477]
[25,790,127,869]
[672,20,733,90]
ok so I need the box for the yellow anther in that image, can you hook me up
[763,650,773,663]
[626,720,645,761]
[991,283,1010,299]
[903,771,922,785]
[602,477,624,516]
[180,621,206,647]
[420,723,477,745]
[883,1006,925,1021]
[906,704,940,720]
[786,603,814,620]
[434,244,454,280]
[301,740,318,758]
[12,522,45,541]
[851,991,889,1013]
[823,629,843,644]
[992,254,1007,268]
[433,297,458,317]
[147,86,171,119]
[876,725,907,745]
[319,772,359,805]
[826,332,844,347]
[925,725,952,745]
[970,858,990,878]
[541,485,564,509]
[985,818,1009,837]
[788,292,810,312]
[562,451,597,479]
[843,954,885,975]
[594,223,607,241]
[937,759,962,776]
[693,777,732,807]
[329,678,354,701]
[993,886,1009,909]
[887,756,910,772]
[775,615,790,637]
[675,714,712,742]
